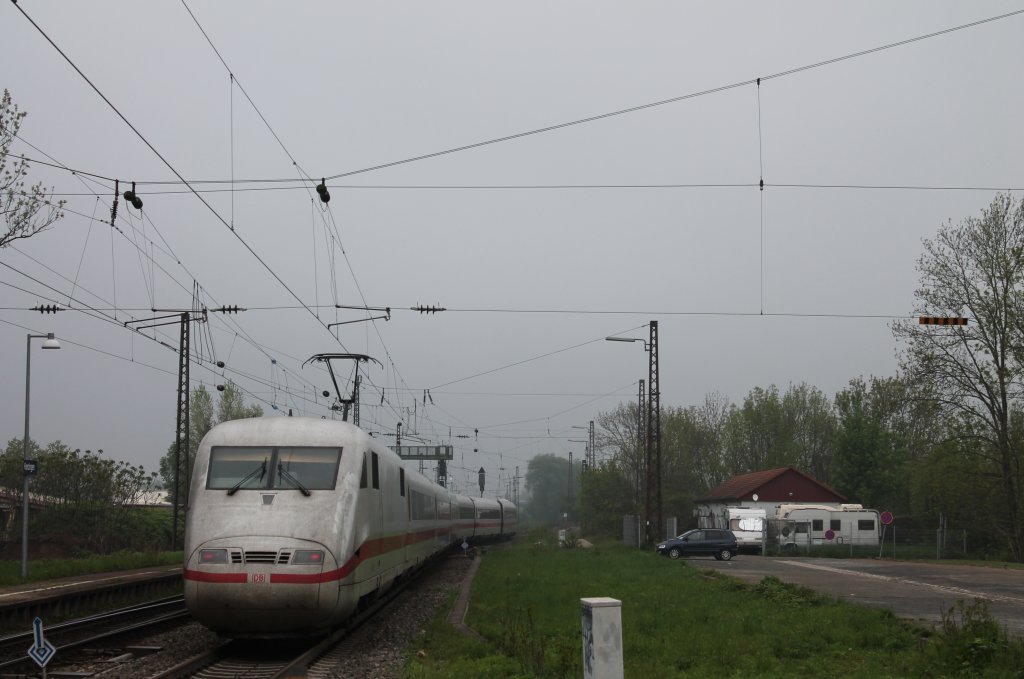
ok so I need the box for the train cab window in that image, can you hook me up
[275,448,342,490]
[360,454,368,489]
[207,447,268,490]
[371,452,380,489]
[399,468,406,497]
[208,446,342,491]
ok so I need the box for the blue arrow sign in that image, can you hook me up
[27,617,56,667]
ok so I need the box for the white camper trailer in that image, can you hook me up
[725,507,767,552]
[776,503,880,549]
[698,506,767,552]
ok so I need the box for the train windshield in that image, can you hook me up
[208,446,342,491]
[276,448,342,490]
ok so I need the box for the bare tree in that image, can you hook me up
[893,193,1024,561]
[1,90,64,248]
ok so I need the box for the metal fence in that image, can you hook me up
[764,519,970,559]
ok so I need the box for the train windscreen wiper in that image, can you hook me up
[227,459,267,495]
[277,463,312,496]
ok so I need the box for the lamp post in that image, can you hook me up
[606,322,661,545]
[22,332,61,578]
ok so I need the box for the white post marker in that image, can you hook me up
[28,616,56,673]
[581,597,623,679]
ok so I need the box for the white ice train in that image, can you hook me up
[183,416,516,637]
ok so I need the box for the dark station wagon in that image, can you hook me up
[657,528,738,561]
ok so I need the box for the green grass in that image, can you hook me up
[0,550,182,586]
[404,540,1024,678]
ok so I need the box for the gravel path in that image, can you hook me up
[322,554,476,678]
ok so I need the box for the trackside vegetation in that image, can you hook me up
[0,550,182,586]
[405,538,1024,678]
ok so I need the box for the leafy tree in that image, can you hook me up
[783,383,836,482]
[523,454,572,527]
[1,439,158,554]
[893,193,1024,560]
[596,402,645,511]
[1,90,64,247]
[832,377,904,510]
[576,460,635,538]
[158,382,262,501]
[722,385,809,474]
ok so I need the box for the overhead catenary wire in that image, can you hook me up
[11,7,1024,192]
[10,3,1021,470]
[175,3,421,430]
[1,148,335,421]
[11,0,358,369]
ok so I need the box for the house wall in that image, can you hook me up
[696,501,784,529]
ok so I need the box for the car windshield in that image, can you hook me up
[208,446,342,491]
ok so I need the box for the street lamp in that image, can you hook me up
[606,323,661,545]
[22,332,60,579]
[605,336,649,350]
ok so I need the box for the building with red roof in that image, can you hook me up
[694,466,846,532]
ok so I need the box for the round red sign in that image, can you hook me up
[880,511,894,525]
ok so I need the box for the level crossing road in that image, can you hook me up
[695,556,1024,636]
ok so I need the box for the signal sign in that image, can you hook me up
[919,317,968,326]
[27,617,56,668]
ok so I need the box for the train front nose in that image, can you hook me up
[185,539,338,636]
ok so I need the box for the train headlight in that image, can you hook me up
[199,549,229,564]
[292,550,324,565]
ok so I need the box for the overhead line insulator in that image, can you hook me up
[32,304,62,314]
[412,304,446,314]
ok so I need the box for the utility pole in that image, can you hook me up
[568,451,574,503]
[638,378,646,542]
[588,420,595,470]
[647,320,662,543]
[352,372,361,426]
[126,305,233,551]
[515,465,520,505]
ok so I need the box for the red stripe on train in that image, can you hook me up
[184,570,248,583]
[191,527,489,585]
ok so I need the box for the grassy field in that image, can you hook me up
[405,537,1024,678]
[0,551,182,586]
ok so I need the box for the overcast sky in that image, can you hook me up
[1,2,1022,498]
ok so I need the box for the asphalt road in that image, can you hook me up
[693,556,1024,636]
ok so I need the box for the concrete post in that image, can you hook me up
[581,597,623,679]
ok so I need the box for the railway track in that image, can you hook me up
[157,556,452,679]
[0,595,190,673]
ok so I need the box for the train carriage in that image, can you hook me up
[183,416,514,637]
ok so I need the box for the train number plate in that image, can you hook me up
[250,573,268,584]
